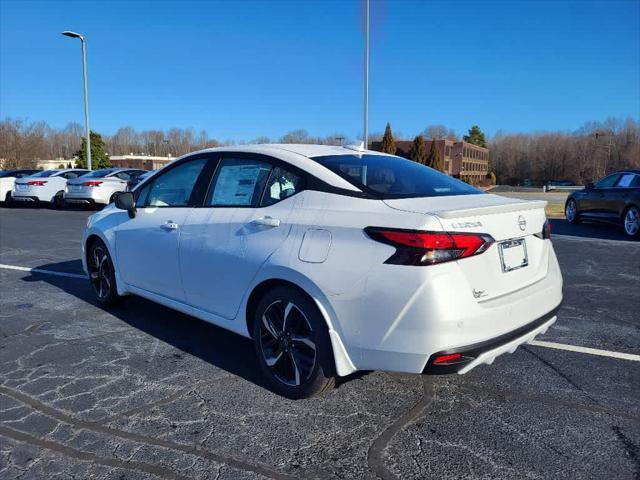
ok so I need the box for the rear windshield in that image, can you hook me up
[29,170,58,178]
[80,169,116,178]
[311,154,482,198]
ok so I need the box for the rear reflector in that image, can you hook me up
[433,353,462,364]
[27,181,47,186]
[365,227,494,266]
[82,181,103,187]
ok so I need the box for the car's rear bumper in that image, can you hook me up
[422,304,560,374]
[10,194,40,202]
[64,195,97,205]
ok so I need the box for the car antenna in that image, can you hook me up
[344,141,366,153]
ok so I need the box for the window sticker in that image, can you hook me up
[213,164,265,205]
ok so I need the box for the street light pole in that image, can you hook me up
[363,0,369,149]
[62,31,92,170]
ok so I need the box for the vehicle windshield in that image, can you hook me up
[311,154,483,198]
[29,170,58,178]
[80,169,117,178]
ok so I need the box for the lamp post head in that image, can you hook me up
[62,30,84,40]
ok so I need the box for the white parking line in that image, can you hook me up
[1,262,638,363]
[0,263,88,279]
[529,340,640,362]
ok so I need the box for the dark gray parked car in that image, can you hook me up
[565,169,640,237]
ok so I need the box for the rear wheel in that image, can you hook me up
[252,286,335,399]
[623,206,639,238]
[565,198,580,224]
[52,191,66,209]
[3,191,12,205]
[87,240,121,305]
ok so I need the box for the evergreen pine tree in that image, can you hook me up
[463,125,487,148]
[426,140,444,172]
[74,131,110,169]
[409,135,427,164]
[381,123,396,155]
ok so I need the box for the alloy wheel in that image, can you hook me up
[624,207,639,236]
[565,200,577,222]
[258,300,317,387]
[88,245,112,300]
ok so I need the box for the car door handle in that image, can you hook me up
[252,216,280,228]
[161,221,179,230]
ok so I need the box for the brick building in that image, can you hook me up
[371,139,490,184]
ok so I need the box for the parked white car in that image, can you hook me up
[82,144,563,398]
[64,168,148,207]
[12,169,89,207]
[0,169,40,203]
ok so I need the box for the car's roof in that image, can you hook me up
[176,143,393,192]
[620,169,640,175]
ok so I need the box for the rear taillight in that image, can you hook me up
[27,180,47,186]
[82,181,103,187]
[535,220,552,240]
[364,227,494,266]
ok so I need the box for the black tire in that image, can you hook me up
[622,205,640,238]
[87,239,121,306]
[52,191,66,210]
[3,191,12,206]
[565,198,580,224]
[252,286,335,399]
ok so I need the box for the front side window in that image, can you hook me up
[261,167,303,206]
[144,158,207,207]
[595,173,621,188]
[312,154,481,198]
[206,158,271,207]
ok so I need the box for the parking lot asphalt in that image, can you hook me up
[0,206,639,480]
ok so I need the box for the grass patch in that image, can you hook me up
[545,203,565,218]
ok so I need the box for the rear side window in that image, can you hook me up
[616,173,640,188]
[311,154,481,198]
[261,167,303,206]
[206,158,271,207]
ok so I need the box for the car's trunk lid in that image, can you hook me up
[384,194,550,301]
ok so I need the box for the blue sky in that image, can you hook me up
[1,0,639,141]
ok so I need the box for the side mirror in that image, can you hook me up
[114,192,136,218]
[585,182,594,190]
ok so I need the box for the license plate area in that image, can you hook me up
[17,184,28,191]
[498,238,528,273]
[70,185,82,192]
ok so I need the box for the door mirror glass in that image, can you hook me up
[115,192,136,218]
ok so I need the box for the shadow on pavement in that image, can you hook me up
[550,218,636,242]
[22,260,366,395]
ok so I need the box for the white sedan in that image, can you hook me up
[64,168,148,207]
[0,169,40,203]
[12,168,89,207]
[82,144,563,398]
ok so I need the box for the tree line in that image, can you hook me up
[0,119,349,169]
[1,117,638,185]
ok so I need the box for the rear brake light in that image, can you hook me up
[82,181,103,187]
[535,220,552,240]
[365,227,494,266]
[27,180,47,186]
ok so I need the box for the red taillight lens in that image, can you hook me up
[543,219,551,239]
[433,353,462,364]
[82,181,103,187]
[27,180,47,186]
[365,227,494,266]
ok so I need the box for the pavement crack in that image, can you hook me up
[367,376,435,480]
[0,425,191,480]
[0,385,297,480]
